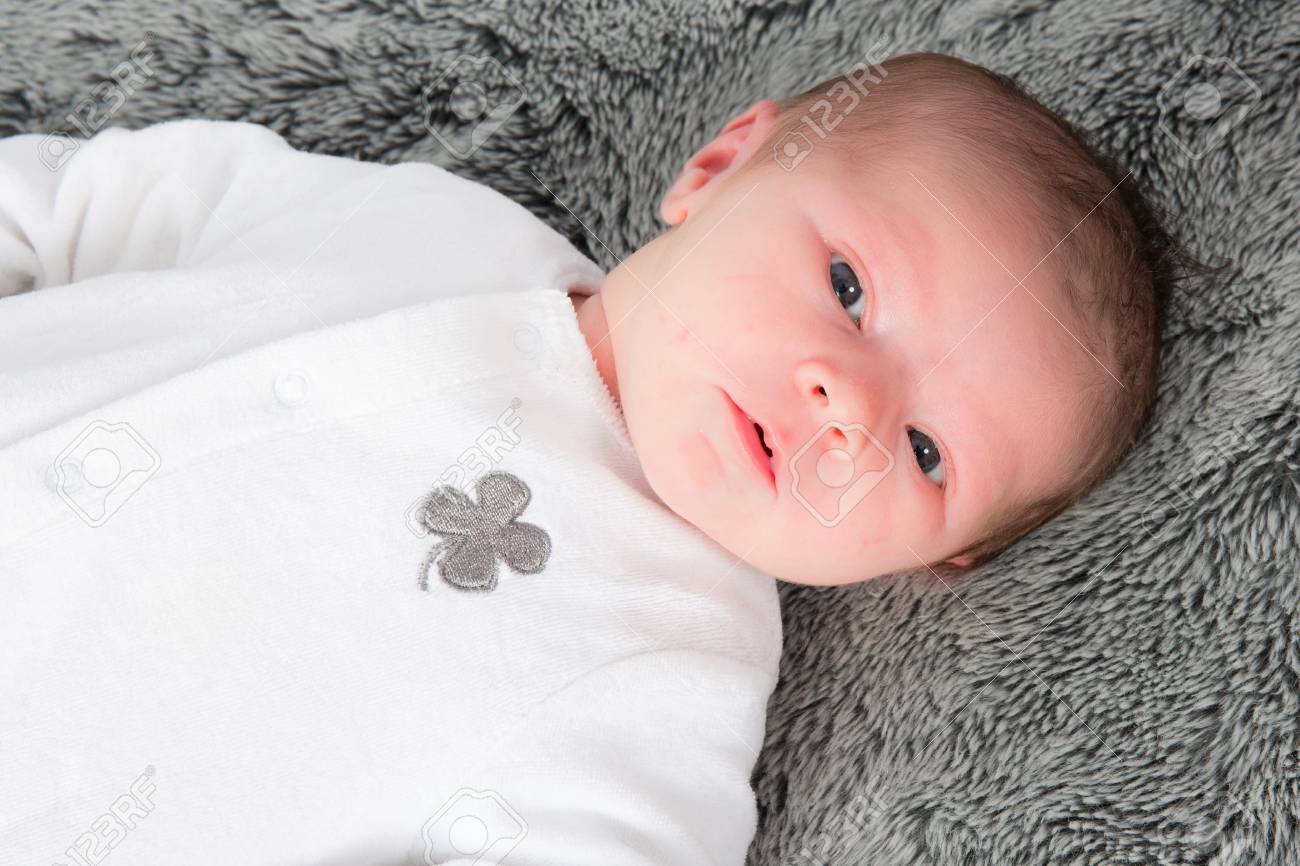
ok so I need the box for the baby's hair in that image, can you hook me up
[757,52,1206,570]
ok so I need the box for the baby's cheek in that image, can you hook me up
[674,431,723,493]
[848,519,891,558]
[629,400,715,509]
[840,501,897,556]
[644,302,688,346]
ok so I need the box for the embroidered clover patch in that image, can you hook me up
[416,470,551,592]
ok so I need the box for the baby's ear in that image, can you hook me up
[659,99,781,226]
[943,554,975,568]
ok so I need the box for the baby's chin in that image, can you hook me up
[632,453,869,586]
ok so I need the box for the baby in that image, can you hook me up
[0,52,1166,866]
[584,51,1165,585]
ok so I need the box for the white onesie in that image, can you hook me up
[0,120,783,866]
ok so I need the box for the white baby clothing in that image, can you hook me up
[0,120,783,866]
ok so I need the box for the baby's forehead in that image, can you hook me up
[802,142,1062,300]
[812,130,1049,230]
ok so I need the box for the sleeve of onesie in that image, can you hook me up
[0,119,405,297]
[431,649,776,866]
[0,119,599,309]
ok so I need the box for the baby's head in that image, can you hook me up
[577,52,1172,585]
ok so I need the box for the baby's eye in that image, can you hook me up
[830,255,867,326]
[908,427,945,486]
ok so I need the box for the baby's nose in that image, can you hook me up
[794,359,892,431]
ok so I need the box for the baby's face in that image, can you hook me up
[590,102,1095,585]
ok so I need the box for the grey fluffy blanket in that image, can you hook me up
[3,1,1296,863]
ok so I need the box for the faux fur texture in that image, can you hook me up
[3,1,1296,863]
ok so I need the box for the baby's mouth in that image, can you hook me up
[723,389,777,488]
[743,411,777,479]
[753,421,774,460]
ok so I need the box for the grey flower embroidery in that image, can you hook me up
[416,470,551,592]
